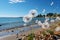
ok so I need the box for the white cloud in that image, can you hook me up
[50,2,54,6]
[42,9,46,13]
[9,0,25,4]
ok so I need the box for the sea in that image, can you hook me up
[0,17,44,30]
[0,17,56,37]
[0,17,46,31]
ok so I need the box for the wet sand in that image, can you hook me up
[0,24,42,40]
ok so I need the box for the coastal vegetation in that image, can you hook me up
[23,20,60,40]
[36,13,60,18]
[27,33,35,40]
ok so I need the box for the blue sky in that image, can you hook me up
[0,0,60,17]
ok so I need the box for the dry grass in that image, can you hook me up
[49,20,60,31]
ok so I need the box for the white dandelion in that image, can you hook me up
[42,9,46,13]
[37,21,45,29]
[55,27,60,31]
[38,21,42,26]
[45,17,49,22]
[50,1,54,6]
[42,17,50,29]
[50,19,55,23]
[23,23,27,26]
[23,15,32,26]
[35,20,39,23]
[23,9,38,26]
[28,9,38,18]
[43,21,50,29]
[23,15,32,23]
[55,17,60,20]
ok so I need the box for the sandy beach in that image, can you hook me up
[0,21,60,40]
[0,24,42,40]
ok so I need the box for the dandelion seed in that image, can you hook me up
[55,27,60,31]
[28,9,38,17]
[23,15,32,23]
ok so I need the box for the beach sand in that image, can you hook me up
[0,34,17,40]
[0,25,42,40]
[0,24,60,40]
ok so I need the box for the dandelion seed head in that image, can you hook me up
[29,9,38,17]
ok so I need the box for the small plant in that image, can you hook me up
[42,31,47,36]
[27,33,35,40]
[46,29,54,35]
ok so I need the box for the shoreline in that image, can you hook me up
[0,24,40,37]
[0,20,60,40]
[0,24,43,40]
